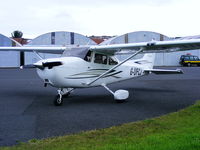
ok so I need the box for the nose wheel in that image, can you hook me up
[54,88,74,106]
[54,94,63,106]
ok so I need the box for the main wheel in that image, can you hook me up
[187,63,191,67]
[54,95,63,106]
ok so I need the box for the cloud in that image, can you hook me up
[0,0,200,38]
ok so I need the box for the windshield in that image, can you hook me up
[62,47,90,59]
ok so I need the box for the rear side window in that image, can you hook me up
[189,56,194,61]
[184,56,190,61]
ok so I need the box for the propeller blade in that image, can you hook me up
[42,61,63,69]
[21,61,63,70]
[20,64,36,69]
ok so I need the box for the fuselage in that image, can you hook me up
[36,56,148,88]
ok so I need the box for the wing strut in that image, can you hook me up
[33,51,44,60]
[87,48,144,86]
[101,83,129,100]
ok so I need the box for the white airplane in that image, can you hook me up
[1,38,200,106]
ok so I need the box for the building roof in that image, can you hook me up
[90,38,104,44]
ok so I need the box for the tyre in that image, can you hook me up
[187,63,191,67]
[54,95,63,106]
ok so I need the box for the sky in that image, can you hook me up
[0,0,200,39]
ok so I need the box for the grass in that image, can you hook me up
[1,101,200,150]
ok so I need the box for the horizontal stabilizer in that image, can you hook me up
[144,68,183,74]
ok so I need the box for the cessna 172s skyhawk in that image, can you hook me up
[1,38,200,106]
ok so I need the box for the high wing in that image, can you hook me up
[89,39,200,55]
[1,39,200,54]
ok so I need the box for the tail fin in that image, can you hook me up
[134,53,155,69]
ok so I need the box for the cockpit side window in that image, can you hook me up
[84,51,92,62]
[94,53,107,64]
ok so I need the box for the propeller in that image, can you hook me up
[20,61,63,70]
[41,61,63,69]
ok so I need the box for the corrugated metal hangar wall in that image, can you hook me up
[0,34,20,67]
[101,31,170,45]
[26,31,97,65]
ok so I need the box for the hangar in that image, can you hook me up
[100,31,172,65]
[101,31,200,66]
[25,31,97,65]
[0,34,20,67]
[0,31,200,67]
[155,35,200,66]
[101,31,171,44]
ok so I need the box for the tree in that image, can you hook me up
[11,30,23,38]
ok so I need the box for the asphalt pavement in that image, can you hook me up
[0,67,200,146]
